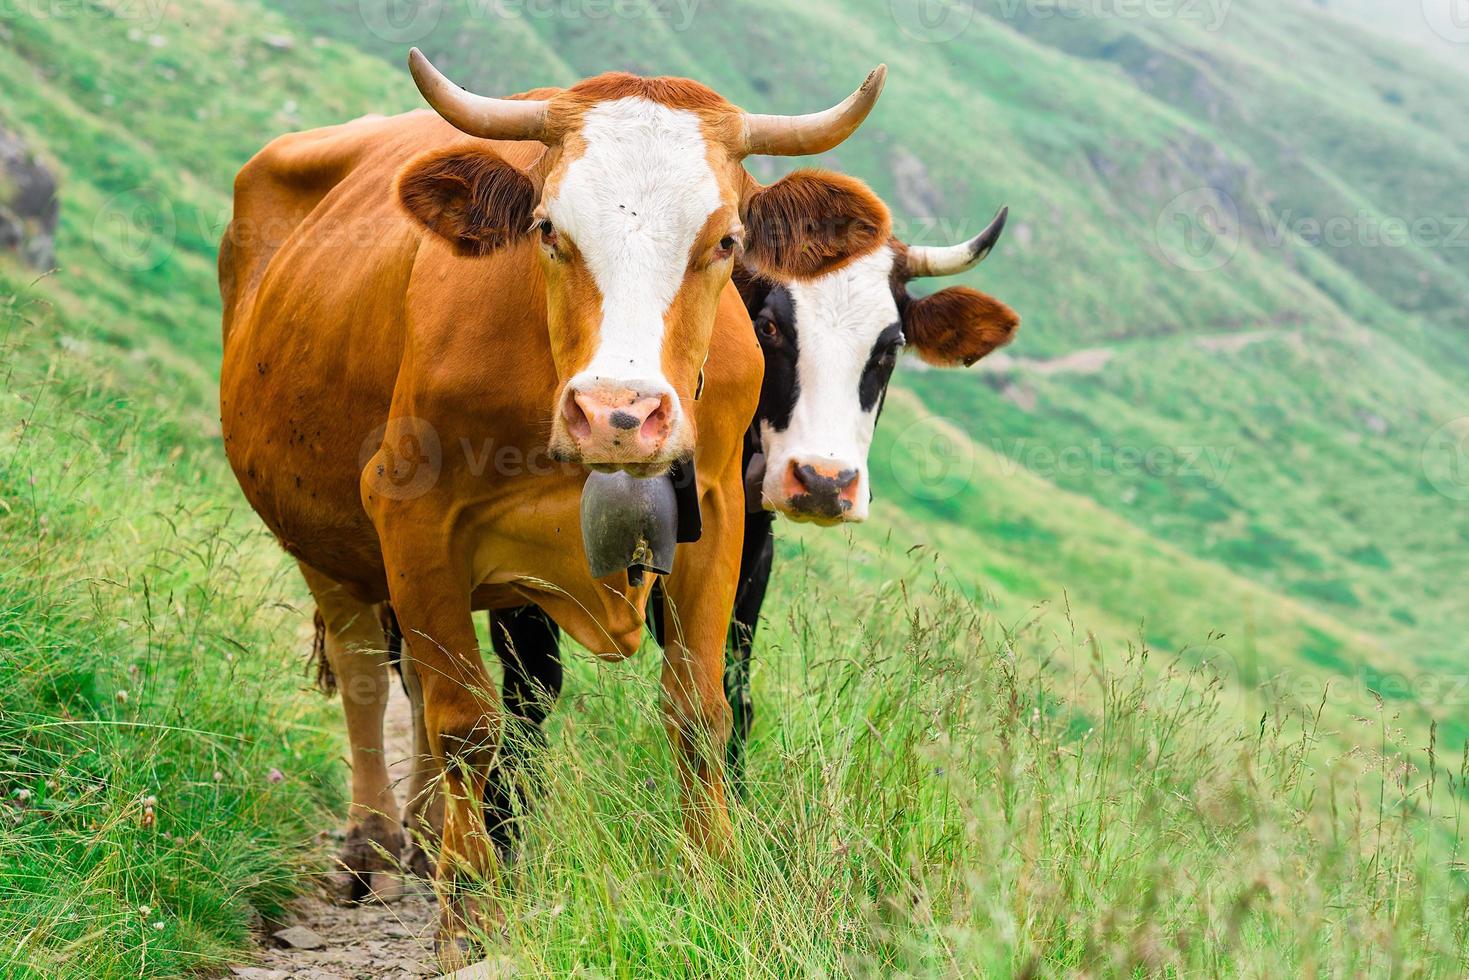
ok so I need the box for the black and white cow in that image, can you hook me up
[718,206,1018,779]
[396,209,1019,862]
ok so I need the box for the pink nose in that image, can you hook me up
[563,385,674,463]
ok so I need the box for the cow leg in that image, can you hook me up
[299,564,405,904]
[486,605,563,860]
[660,490,743,855]
[395,628,442,880]
[725,511,775,797]
[378,553,503,947]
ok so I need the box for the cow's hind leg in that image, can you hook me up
[725,511,774,797]
[300,564,405,903]
[486,605,562,860]
[387,608,441,880]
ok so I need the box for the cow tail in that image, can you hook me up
[379,604,409,699]
[312,608,337,696]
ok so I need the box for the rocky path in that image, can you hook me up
[228,685,442,980]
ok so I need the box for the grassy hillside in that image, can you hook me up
[0,278,343,976]
[2,0,1468,973]
[266,0,1469,745]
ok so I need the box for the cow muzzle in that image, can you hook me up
[767,456,865,524]
[553,379,685,476]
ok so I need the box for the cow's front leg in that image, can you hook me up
[378,546,503,952]
[660,489,743,855]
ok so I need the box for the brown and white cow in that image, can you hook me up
[483,210,1021,804]
[219,52,889,951]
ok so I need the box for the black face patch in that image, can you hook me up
[858,322,904,413]
[752,285,799,434]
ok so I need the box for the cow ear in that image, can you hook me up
[397,148,536,257]
[741,169,891,280]
[902,286,1019,367]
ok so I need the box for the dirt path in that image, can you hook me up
[228,685,442,980]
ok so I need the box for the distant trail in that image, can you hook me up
[231,686,442,980]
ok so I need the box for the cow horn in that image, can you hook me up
[742,65,887,157]
[904,207,1009,279]
[408,48,550,143]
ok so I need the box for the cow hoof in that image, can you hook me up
[332,815,406,905]
[403,840,434,880]
[331,867,405,905]
[435,935,475,973]
[436,892,504,963]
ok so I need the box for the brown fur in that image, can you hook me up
[397,147,537,257]
[741,170,891,281]
[903,286,1020,367]
[222,108,761,934]
[565,72,733,114]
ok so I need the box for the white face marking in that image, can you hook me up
[760,245,900,521]
[548,97,722,393]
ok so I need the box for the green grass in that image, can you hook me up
[2,0,1469,972]
[466,559,1469,976]
[0,288,341,977]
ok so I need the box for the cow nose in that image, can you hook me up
[562,383,675,464]
[782,459,860,520]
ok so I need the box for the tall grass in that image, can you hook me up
[4,276,1467,976]
[0,289,341,978]
[473,550,1469,977]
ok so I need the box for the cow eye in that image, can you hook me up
[714,234,740,261]
[757,318,780,343]
[535,219,559,252]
